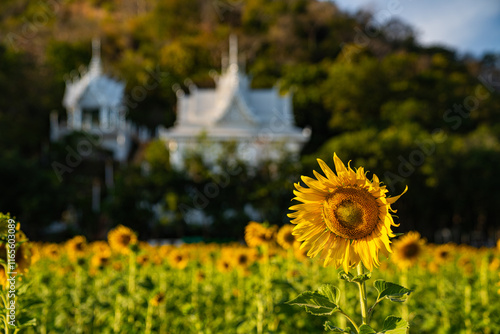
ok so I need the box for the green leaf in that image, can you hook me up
[286,290,340,316]
[374,280,412,302]
[318,284,341,305]
[351,272,372,283]
[338,270,354,282]
[138,276,155,291]
[324,320,352,333]
[381,316,409,334]
[358,324,377,334]
[338,270,371,283]
[18,318,37,329]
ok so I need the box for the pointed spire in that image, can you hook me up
[89,37,102,75]
[229,34,238,72]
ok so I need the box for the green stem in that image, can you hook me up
[145,302,153,334]
[356,263,368,325]
[340,310,360,333]
[464,280,472,334]
[338,278,347,329]
[401,267,409,321]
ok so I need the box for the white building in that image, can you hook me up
[50,39,149,163]
[158,36,310,169]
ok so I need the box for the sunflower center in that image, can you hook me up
[336,201,363,228]
[402,243,420,258]
[323,187,380,240]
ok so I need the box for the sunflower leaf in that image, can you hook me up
[318,284,341,305]
[374,280,412,302]
[338,270,371,283]
[324,320,353,333]
[338,270,354,282]
[351,272,372,283]
[286,291,340,316]
[381,316,409,333]
[358,324,377,334]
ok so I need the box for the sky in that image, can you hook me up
[332,0,500,57]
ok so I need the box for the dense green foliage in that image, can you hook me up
[0,0,499,241]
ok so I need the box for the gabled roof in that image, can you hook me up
[62,39,125,110]
[162,35,309,143]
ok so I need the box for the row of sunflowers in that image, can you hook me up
[1,220,498,333]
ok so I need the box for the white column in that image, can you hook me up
[74,107,82,129]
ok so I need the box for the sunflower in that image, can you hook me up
[137,253,150,266]
[168,249,189,269]
[292,240,309,262]
[107,225,138,255]
[217,257,233,273]
[44,243,60,260]
[289,153,407,272]
[244,222,277,248]
[150,292,166,306]
[434,244,454,264]
[457,256,474,277]
[391,231,426,269]
[277,224,296,250]
[90,253,111,270]
[66,236,87,262]
[233,248,254,270]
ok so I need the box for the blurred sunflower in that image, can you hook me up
[457,256,474,277]
[150,292,166,306]
[233,248,254,270]
[277,224,296,250]
[289,153,407,272]
[244,222,277,248]
[107,225,138,255]
[66,236,87,262]
[217,257,233,273]
[137,253,150,266]
[44,243,60,260]
[168,249,189,269]
[90,253,111,271]
[90,241,111,256]
[293,240,309,262]
[391,231,426,269]
[434,244,454,264]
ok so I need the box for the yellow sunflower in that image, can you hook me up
[277,224,296,250]
[44,243,61,260]
[150,292,166,306]
[66,236,87,262]
[391,231,426,269]
[90,253,111,270]
[107,225,138,255]
[168,249,189,269]
[217,257,233,273]
[289,153,407,272]
[434,244,454,264]
[244,221,277,248]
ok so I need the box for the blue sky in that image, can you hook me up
[332,0,500,57]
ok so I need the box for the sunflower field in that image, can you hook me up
[0,222,498,334]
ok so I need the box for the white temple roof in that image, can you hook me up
[164,36,308,142]
[62,38,125,109]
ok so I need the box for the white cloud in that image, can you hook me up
[332,0,500,55]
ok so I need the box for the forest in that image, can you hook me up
[1,0,500,244]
